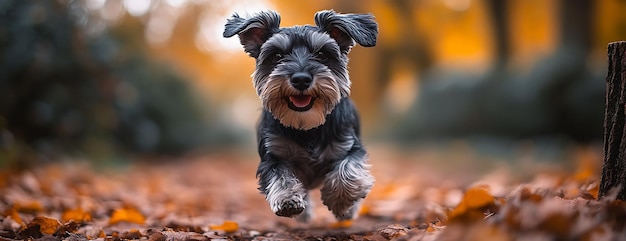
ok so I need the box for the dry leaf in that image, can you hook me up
[62,207,92,223]
[448,186,496,222]
[15,201,43,214]
[538,212,573,238]
[426,225,436,233]
[377,224,408,239]
[466,223,511,241]
[209,221,238,233]
[109,207,146,225]
[3,205,24,226]
[159,231,209,241]
[330,220,353,229]
[121,229,143,239]
[359,204,371,216]
[27,216,62,235]
[519,187,543,203]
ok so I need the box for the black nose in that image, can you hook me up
[290,72,313,91]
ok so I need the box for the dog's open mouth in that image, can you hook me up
[287,95,314,111]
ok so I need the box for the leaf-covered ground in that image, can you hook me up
[1,144,625,241]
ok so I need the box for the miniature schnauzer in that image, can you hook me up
[224,10,377,221]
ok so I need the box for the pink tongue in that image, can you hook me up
[289,95,312,108]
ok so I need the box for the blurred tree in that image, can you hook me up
[485,0,510,69]
[373,0,434,99]
[392,0,605,143]
[0,0,239,165]
[541,0,603,142]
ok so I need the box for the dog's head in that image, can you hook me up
[224,10,378,130]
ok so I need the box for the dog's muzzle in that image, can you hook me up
[287,72,315,112]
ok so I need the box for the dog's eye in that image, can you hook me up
[315,51,328,61]
[271,53,283,63]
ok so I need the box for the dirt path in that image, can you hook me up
[1,145,624,240]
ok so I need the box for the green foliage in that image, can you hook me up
[0,0,240,164]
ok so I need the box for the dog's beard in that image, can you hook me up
[257,71,348,130]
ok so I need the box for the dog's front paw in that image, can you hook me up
[321,193,363,220]
[274,198,306,217]
[268,191,307,218]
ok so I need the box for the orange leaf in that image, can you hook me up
[108,207,145,225]
[426,225,436,233]
[520,188,543,203]
[15,201,43,214]
[587,183,599,199]
[460,186,495,209]
[98,229,106,238]
[538,213,573,238]
[62,208,92,223]
[27,216,62,235]
[330,220,353,229]
[209,220,239,233]
[448,186,495,222]
[358,204,371,216]
[3,205,24,226]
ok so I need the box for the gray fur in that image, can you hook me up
[224,10,378,221]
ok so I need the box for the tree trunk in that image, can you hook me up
[600,41,626,200]
[485,0,509,68]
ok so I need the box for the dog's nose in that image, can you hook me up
[290,72,313,91]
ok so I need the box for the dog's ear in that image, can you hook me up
[314,10,378,53]
[223,11,281,58]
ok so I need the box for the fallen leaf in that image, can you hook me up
[359,204,371,216]
[62,207,92,222]
[209,220,238,233]
[362,233,388,241]
[519,187,543,203]
[98,229,106,238]
[377,224,409,239]
[121,229,144,239]
[55,220,81,236]
[27,216,62,235]
[109,207,146,225]
[448,186,496,222]
[587,183,599,199]
[469,224,511,241]
[426,225,436,233]
[160,231,209,241]
[538,212,575,238]
[330,220,353,229]
[3,205,24,226]
[572,147,600,181]
[148,231,167,241]
[15,201,43,214]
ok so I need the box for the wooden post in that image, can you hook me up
[599,41,626,200]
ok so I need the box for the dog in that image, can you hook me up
[223,10,377,222]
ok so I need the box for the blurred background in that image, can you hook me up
[1,0,625,166]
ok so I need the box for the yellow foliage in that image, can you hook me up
[209,220,239,233]
[108,207,146,225]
